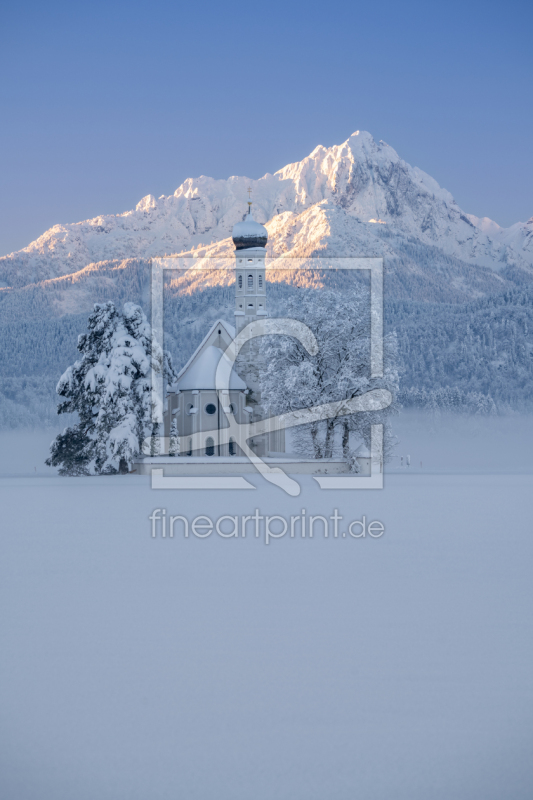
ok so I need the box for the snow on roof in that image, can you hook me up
[173,318,236,385]
[354,443,371,458]
[176,346,246,391]
[222,320,236,338]
[232,211,268,249]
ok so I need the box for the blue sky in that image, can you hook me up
[1,0,532,255]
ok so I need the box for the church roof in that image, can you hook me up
[176,346,246,391]
[173,318,236,386]
[232,210,268,250]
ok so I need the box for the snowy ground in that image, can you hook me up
[390,411,533,474]
[1,416,532,800]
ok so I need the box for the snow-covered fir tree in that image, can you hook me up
[261,287,398,465]
[150,422,161,457]
[169,418,180,457]
[398,386,497,416]
[7,281,533,429]
[46,301,176,475]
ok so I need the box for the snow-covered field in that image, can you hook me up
[1,418,532,799]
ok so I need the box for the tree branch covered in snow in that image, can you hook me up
[46,302,176,475]
[260,287,399,466]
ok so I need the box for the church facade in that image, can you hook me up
[163,204,285,457]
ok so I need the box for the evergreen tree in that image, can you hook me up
[169,418,180,457]
[46,302,176,475]
[150,422,161,457]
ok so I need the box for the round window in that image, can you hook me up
[205,403,217,415]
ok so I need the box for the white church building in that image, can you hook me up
[133,201,374,478]
[162,203,285,458]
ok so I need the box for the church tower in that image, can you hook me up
[232,197,268,335]
[231,198,283,455]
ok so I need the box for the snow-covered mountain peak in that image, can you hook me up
[136,195,157,212]
[346,130,377,146]
[466,214,502,235]
[1,131,532,290]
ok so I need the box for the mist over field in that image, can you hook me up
[1,414,532,800]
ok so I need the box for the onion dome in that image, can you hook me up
[232,205,268,250]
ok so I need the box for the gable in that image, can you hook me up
[176,346,247,391]
[172,318,237,390]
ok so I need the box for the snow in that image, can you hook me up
[231,211,268,242]
[176,346,247,391]
[0,429,62,476]
[466,213,502,235]
[135,194,157,213]
[47,301,175,474]
[0,422,532,798]
[173,319,237,387]
[3,131,533,290]
[390,411,533,473]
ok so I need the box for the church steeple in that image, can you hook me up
[232,194,268,334]
[231,196,268,251]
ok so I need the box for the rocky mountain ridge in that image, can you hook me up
[1,131,532,292]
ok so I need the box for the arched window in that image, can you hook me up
[205,437,215,456]
[187,438,192,457]
[258,273,263,288]
[205,403,216,415]
[229,437,236,456]
[238,275,242,289]
[228,403,235,414]
[186,403,194,415]
[247,274,253,288]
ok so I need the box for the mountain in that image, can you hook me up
[2,131,533,426]
[1,131,532,292]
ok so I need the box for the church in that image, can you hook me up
[162,201,285,457]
